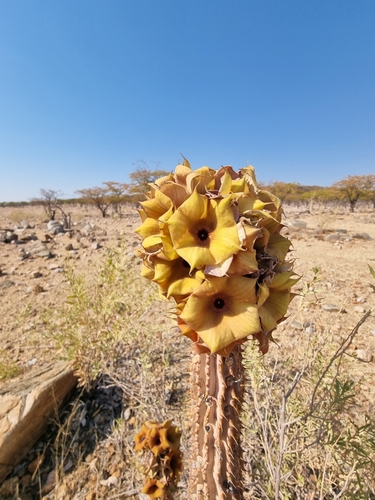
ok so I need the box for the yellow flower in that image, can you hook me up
[160,182,190,208]
[153,257,204,297]
[167,190,241,270]
[139,187,173,220]
[258,272,299,332]
[179,276,261,353]
[177,318,199,342]
[228,223,260,276]
[186,166,216,194]
[135,160,297,356]
[136,212,179,260]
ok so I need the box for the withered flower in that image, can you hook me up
[141,479,167,499]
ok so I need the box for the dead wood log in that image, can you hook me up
[0,361,77,483]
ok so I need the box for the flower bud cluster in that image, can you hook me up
[136,160,297,355]
[135,420,182,498]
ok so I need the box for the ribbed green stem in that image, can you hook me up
[188,345,245,499]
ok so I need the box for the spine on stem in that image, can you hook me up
[189,345,244,500]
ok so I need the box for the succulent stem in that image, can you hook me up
[189,345,244,499]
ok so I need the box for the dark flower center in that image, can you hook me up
[214,298,225,309]
[198,229,209,241]
[182,259,190,268]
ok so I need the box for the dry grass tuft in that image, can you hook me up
[7,208,44,225]
[242,275,375,499]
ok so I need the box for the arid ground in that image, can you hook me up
[0,202,374,499]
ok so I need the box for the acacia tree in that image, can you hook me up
[76,182,129,217]
[332,175,374,212]
[265,181,300,203]
[128,165,171,198]
[33,189,72,228]
[362,174,375,208]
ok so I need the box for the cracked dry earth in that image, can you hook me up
[0,203,375,499]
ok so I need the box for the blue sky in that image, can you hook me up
[0,1,374,202]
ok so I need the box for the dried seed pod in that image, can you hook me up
[135,420,182,498]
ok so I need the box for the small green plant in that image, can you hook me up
[0,353,22,380]
[42,241,160,389]
[301,266,323,303]
[368,264,375,292]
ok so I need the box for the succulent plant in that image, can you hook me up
[135,160,297,498]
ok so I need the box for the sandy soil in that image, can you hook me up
[0,202,374,498]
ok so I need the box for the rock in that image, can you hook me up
[27,454,44,473]
[34,250,53,259]
[32,284,44,294]
[0,361,77,483]
[41,470,56,494]
[81,223,98,236]
[91,242,101,250]
[0,476,18,496]
[0,231,18,243]
[19,492,33,500]
[48,263,61,270]
[0,280,15,289]
[19,250,31,260]
[8,231,18,242]
[30,244,48,254]
[353,296,366,304]
[123,407,132,421]
[63,458,74,472]
[356,349,373,363]
[354,305,366,313]
[288,219,307,230]
[304,321,316,334]
[353,232,372,240]
[47,221,64,235]
[65,243,74,251]
[34,232,54,243]
[324,233,342,242]
[290,320,304,330]
[31,271,43,279]
[322,303,341,312]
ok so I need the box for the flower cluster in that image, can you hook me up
[136,160,297,355]
[135,420,182,499]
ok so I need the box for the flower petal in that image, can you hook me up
[168,191,241,270]
[180,276,261,353]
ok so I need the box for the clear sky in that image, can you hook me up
[1,1,374,202]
